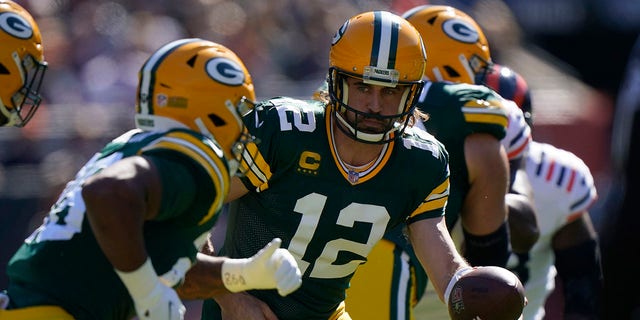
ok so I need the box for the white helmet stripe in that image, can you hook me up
[371,11,399,69]
[138,38,200,115]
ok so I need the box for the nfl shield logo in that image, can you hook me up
[348,170,359,184]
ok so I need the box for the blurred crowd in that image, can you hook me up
[1,0,639,314]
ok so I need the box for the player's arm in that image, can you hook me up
[506,162,539,255]
[82,155,186,319]
[82,155,160,272]
[408,216,471,302]
[461,133,511,267]
[552,212,603,319]
[226,176,250,202]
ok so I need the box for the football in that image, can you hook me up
[448,266,526,320]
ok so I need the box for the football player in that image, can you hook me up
[0,0,47,127]
[487,64,602,320]
[189,11,476,320]
[1,39,301,320]
[345,5,536,320]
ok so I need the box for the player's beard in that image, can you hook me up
[342,109,393,135]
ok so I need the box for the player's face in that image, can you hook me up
[345,77,407,133]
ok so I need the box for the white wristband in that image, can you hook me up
[444,266,474,305]
[115,258,159,299]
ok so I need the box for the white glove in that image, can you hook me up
[115,258,186,320]
[222,238,302,296]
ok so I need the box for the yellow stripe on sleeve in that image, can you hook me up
[410,177,450,219]
[463,113,508,128]
[462,99,508,128]
[240,141,272,192]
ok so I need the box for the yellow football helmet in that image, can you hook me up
[403,5,492,84]
[0,0,47,127]
[329,10,426,144]
[135,38,256,171]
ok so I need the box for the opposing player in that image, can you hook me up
[1,39,301,320]
[188,11,479,320]
[345,5,535,320]
[485,64,602,320]
[0,0,47,127]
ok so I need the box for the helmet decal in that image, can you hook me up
[403,5,491,84]
[134,38,256,163]
[370,11,399,70]
[441,18,479,44]
[331,20,348,45]
[0,12,33,39]
[139,38,200,115]
[206,57,245,86]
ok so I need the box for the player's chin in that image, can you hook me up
[357,122,388,134]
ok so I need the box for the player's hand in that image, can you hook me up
[115,258,186,320]
[222,238,302,296]
[133,280,186,320]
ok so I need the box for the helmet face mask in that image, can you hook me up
[135,38,257,174]
[403,5,492,85]
[0,0,47,127]
[327,69,419,144]
[328,11,425,144]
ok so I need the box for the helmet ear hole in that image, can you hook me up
[0,63,9,74]
[443,65,460,78]
[208,113,227,127]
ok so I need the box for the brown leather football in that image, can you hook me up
[448,266,526,320]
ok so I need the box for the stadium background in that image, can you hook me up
[1,0,639,318]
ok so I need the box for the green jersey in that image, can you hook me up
[417,81,507,227]
[206,97,450,320]
[6,128,229,320]
[385,81,508,300]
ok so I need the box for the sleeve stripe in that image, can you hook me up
[569,190,597,212]
[142,134,229,225]
[427,178,450,201]
[411,178,450,218]
[463,113,509,128]
[461,106,507,115]
[507,136,530,160]
[411,197,448,218]
[240,141,272,191]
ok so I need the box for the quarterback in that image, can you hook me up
[346,6,534,320]
[189,11,475,320]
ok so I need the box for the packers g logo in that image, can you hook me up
[441,18,479,44]
[206,57,245,86]
[0,12,33,40]
[331,20,349,46]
